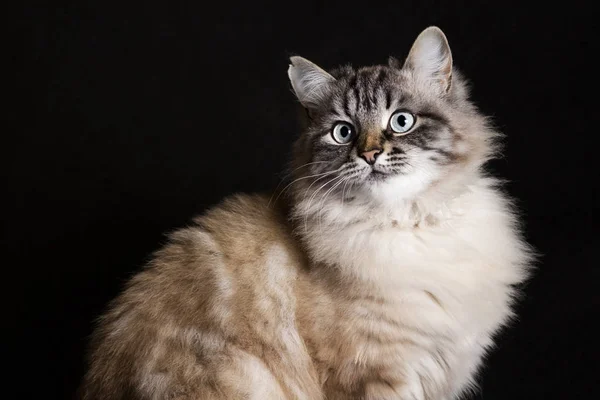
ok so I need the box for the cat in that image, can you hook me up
[80,26,532,400]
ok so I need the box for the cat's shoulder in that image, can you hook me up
[156,192,299,264]
[194,192,291,236]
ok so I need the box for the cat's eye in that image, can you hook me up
[389,111,416,135]
[331,122,355,144]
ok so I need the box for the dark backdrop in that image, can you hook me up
[8,1,597,399]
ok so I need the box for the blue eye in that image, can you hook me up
[332,122,355,144]
[389,111,416,134]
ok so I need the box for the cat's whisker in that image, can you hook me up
[304,176,339,232]
[276,161,332,185]
[341,175,352,208]
[305,171,347,206]
[316,176,347,231]
[316,169,361,229]
[301,164,354,211]
[269,166,340,207]
[303,173,348,234]
[317,174,354,232]
[299,170,346,231]
[302,167,345,196]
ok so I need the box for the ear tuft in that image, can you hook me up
[288,56,336,108]
[388,56,401,69]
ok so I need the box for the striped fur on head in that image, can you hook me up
[288,27,498,219]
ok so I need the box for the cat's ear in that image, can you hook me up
[288,56,336,109]
[403,26,453,93]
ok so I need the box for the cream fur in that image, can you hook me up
[294,173,529,398]
[80,26,532,400]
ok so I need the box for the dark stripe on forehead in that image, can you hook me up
[385,88,392,110]
[353,85,360,113]
[342,92,352,117]
[341,73,357,118]
[366,72,379,112]
[376,68,387,87]
[348,73,357,89]
[357,71,371,112]
[373,68,387,108]
[369,89,378,112]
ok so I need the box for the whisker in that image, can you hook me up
[305,174,345,213]
[317,171,363,231]
[304,163,357,199]
[303,167,344,195]
[387,162,408,167]
[303,173,348,233]
[269,167,340,207]
[341,175,352,208]
[268,161,332,208]
[280,161,331,180]
[317,174,353,232]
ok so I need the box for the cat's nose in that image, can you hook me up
[360,149,383,165]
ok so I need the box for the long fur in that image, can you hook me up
[80,27,533,400]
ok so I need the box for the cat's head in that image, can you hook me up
[287,27,497,213]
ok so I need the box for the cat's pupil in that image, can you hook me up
[396,115,406,126]
[340,126,350,137]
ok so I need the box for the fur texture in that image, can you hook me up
[80,27,532,400]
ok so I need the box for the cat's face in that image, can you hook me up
[288,27,488,207]
[292,65,457,204]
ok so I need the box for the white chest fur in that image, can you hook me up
[298,181,529,398]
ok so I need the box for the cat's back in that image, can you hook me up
[81,193,320,400]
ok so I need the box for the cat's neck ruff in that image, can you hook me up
[292,169,520,288]
[293,163,477,230]
[293,161,480,228]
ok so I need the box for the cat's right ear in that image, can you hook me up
[288,56,336,109]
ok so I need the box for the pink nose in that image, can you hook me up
[361,149,382,165]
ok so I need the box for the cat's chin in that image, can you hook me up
[362,171,436,205]
[365,170,389,182]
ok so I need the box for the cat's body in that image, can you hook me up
[81,27,532,400]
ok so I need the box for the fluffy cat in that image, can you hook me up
[80,27,532,400]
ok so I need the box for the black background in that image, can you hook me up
[8,1,597,399]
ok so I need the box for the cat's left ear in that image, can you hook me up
[403,26,453,93]
[288,56,336,109]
